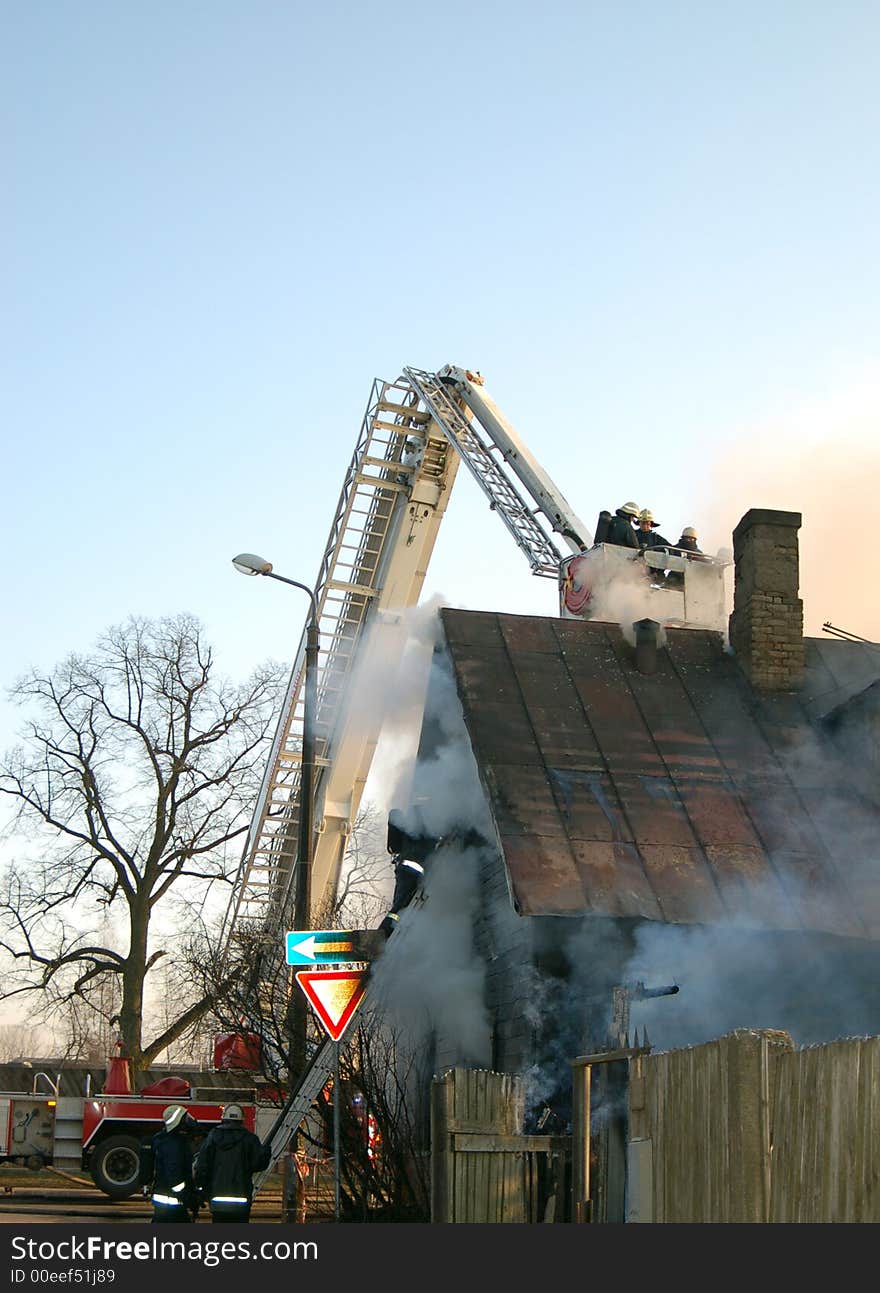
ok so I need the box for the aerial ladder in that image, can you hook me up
[217,365,593,1184]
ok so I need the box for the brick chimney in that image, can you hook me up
[729,508,804,690]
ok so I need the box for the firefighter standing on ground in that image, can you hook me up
[195,1102,271,1222]
[139,1104,200,1224]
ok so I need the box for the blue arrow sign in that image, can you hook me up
[286,930,363,966]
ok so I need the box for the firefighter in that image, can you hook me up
[604,502,640,549]
[675,526,707,557]
[635,509,671,550]
[194,1103,270,1223]
[139,1104,199,1223]
[379,853,427,938]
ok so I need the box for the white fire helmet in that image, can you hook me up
[620,501,640,518]
[221,1103,244,1122]
[638,509,659,526]
[681,527,697,539]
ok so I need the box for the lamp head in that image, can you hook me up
[232,553,272,577]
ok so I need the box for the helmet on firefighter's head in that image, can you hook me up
[638,508,660,527]
[681,527,697,539]
[163,1105,187,1131]
[221,1103,244,1122]
[620,501,640,518]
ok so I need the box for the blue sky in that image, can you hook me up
[4,1,880,759]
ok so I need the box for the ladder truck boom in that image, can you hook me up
[218,376,461,954]
[434,364,593,553]
[220,364,589,1185]
[221,365,583,951]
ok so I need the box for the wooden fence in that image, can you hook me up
[769,1034,880,1222]
[431,1068,569,1222]
[629,1029,880,1222]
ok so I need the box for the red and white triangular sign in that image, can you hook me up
[295,969,368,1042]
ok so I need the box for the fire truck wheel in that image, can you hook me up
[90,1135,142,1199]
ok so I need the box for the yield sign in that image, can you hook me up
[295,969,368,1042]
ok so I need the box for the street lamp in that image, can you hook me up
[233,552,320,1224]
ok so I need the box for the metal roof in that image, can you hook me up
[441,609,880,939]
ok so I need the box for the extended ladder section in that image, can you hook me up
[218,377,461,957]
[403,365,592,570]
[252,1032,339,1191]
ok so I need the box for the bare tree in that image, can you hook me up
[305,1014,431,1221]
[0,614,283,1071]
[0,1022,45,1063]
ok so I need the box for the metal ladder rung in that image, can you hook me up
[376,401,427,420]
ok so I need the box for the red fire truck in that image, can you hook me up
[0,1039,265,1199]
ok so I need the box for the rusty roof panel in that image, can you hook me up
[528,706,604,770]
[551,618,618,652]
[751,693,825,763]
[482,764,566,837]
[440,610,880,938]
[506,649,581,708]
[440,608,506,650]
[807,788,880,856]
[501,834,588,916]
[497,614,562,654]
[802,793,880,936]
[802,638,880,717]
[638,845,726,924]
[702,845,800,928]
[546,768,632,841]
[625,675,725,777]
[612,774,696,846]
[569,841,663,920]
[670,657,784,781]
[737,781,824,855]
[673,776,763,848]
[770,852,866,938]
[453,647,525,707]
[665,627,727,667]
[567,672,664,775]
[458,696,540,765]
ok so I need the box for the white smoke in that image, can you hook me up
[354,595,450,815]
[391,647,495,842]
[610,715,880,1051]
[371,843,492,1068]
[363,609,497,1068]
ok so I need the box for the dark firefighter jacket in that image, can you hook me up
[139,1126,197,1215]
[194,1124,270,1207]
[636,528,671,550]
[676,535,704,555]
[604,511,639,549]
[379,853,426,937]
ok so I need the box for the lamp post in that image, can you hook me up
[232,553,319,940]
[230,550,319,1137]
[230,550,319,1215]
